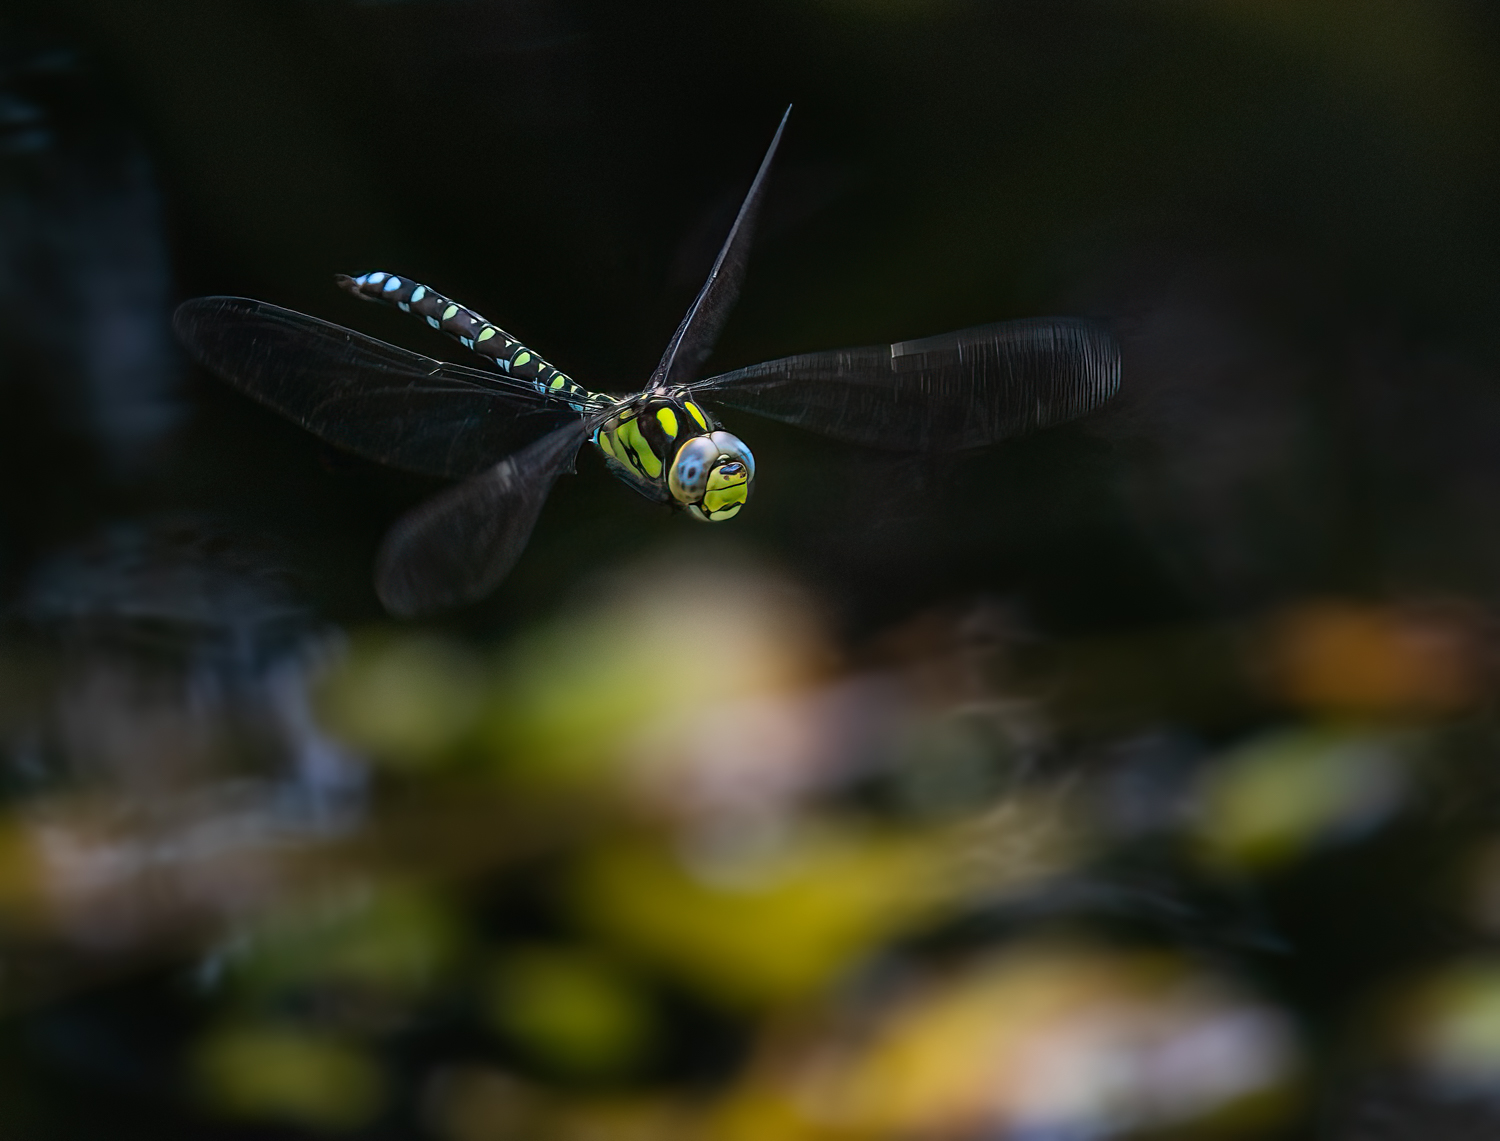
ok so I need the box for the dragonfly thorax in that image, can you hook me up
[592,391,755,521]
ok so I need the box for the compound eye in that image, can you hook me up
[708,432,755,480]
[668,436,719,505]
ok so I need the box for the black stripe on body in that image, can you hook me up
[336,271,608,409]
[592,391,716,502]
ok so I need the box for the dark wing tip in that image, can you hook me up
[1068,317,1123,410]
[170,299,198,342]
[686,313,1122,452]
[172,295,247,353]
[653,106,793,388]
[373,492,496,618]
[1006,317,1123,433]
[373,520,445,618]
[372,424,587,617]
[172,295,217,329]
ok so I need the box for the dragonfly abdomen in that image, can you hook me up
[337,272,607,411]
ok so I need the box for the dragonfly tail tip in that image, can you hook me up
[335,273,372,300]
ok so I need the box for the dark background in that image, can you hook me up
[8,2,1500,1138]
[19,0,1500,635]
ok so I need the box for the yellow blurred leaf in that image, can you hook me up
[707,1088,832,1141]
[811,944,1297,1138]
[567,826,942,1008]
[193,1024,384,1131]
[0,816,48,925]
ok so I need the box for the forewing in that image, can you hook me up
[373,422,589,616]
[174,297,600,479]
[690,317,1120,451]
[651,106,790,389]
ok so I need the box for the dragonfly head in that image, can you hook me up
[669,431,755,522]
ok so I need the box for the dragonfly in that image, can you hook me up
[174,108,1121,617]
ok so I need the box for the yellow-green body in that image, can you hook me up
[592,389,753,521]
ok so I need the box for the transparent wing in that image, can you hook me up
[174,297,610,479]
[651,106,790,389]
[374,422,591,616]
[688,317,1120,452]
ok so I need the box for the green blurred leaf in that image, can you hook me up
[192,1023,384,1131]
[226,883,464,1013]
[1196,725,1411,869]
[318,631,487,767]
[484,946,656,1077]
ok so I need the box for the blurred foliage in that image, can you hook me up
[216,883,464,1016]
[1196,725,1412,871]
[483,945,656,1078]
[565,826,945,1009]
[6,554,1474,1138]
[713,941,1300,1140]
[480,554,832,793]
[193,1023,385,1131]
[318,632,488,768]
[1263,600,1486,718]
